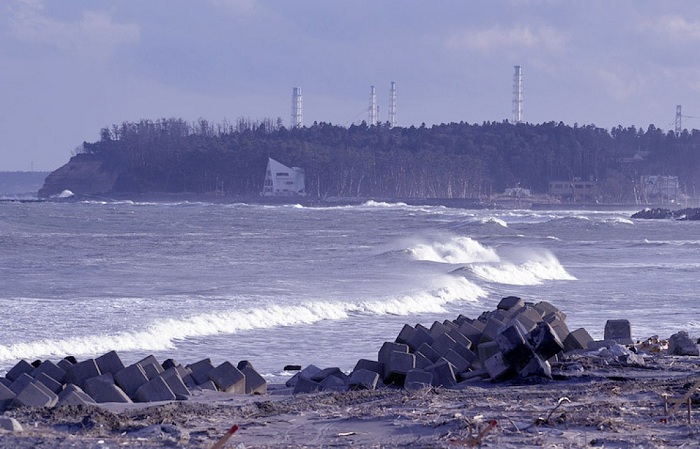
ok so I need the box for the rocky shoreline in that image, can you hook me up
[0,298,699,448]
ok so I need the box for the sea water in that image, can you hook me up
[0,200,697,381]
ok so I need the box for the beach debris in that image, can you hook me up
[0,351,267,411]
[668,331,700,356]
[210,424,239,449]
[664,379,700,424]
[535,397,571,426]
[449,419,497,448]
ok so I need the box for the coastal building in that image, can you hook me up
[641,175,679,203]
[548,179,598,202]
[261,158,306,197]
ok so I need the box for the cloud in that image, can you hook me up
[6,0,139,58]
[447,24,567,53]
[209,0,257,17]
[642,15,700,42]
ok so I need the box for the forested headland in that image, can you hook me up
[43,117,700,202]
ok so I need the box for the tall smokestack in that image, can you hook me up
[291,87,303,128]
[512,66,523,123]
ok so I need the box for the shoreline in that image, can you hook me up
[1,353,699,448]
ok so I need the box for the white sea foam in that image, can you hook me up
[478,217,508,227]
[362,200,409,208]
[469,251,576,286]
[0,276,485,363]
[409,236,500,264]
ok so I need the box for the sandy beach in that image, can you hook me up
[0,351,698,448]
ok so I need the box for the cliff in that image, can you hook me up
[38,154,119,198]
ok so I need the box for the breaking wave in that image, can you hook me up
[0,277,484,363]
[408,236,500,264]
[461,251,576,286]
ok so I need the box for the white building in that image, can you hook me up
[262,158,306,196]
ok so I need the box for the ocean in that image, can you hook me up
[0,200,697,381]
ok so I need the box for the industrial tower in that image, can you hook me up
[512,65,523,123]
[388,82,397,128]
[675,105,682,135]
[291,87,303,128]
[369,85,378,126]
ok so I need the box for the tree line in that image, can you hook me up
[78,117,700,201]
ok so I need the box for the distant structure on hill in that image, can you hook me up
[389,82,397,128]
[262,158,306,197]
[513,65,523,124]
[291,87,303,128]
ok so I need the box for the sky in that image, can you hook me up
[2,0,700,171]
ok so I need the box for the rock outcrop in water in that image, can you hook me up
[631,208,700,220]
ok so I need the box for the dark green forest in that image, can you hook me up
[79,117,700,202]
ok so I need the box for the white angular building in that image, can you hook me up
[262,158,306,196]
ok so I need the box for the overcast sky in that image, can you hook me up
[2,0,700,171]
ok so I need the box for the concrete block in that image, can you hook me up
[162,359,179,370]
[85,373,132,403]
[452,344,477,367]
[458,321,484,346]
[57,384,97,407]
[518,355,552,380]
[429,321,451,339]
[543,311,567,324]
[348,369,379,390]
[416,342,441,363]
[285,364,322,388]
[0,382,15,411]
[0,378,11,388]
[431,333,457,356]
[480,316,506,343]
[406,327,434,352]
[454,314,472,326]
[414,351,433,369]
[32,360,66,384]
[426,359,456,388]
[137,355,164,380]
[34,372,63,394]
[483,351,514,382]
[208,362,245,394]
[444,349,471,373]
[198,380,218,391]
[497,295,524,311]
[384,351,415,386]
[135,377,176,403]
[158,368,191,398]
[237,361,267,395]
[378,342,409,366]
[6,360,34,382]
[96,350,125,376]
[496,320,533,365]
[10,373,35,395]
[115,364,149,398]
[187,358,215,385]
[320,375,347,392]
[292,377,323,394]
[529,321,564,360]
[395,324,416,346]
[604,319,634,345]
[404,369,433,390]
[352,359,384,378]
[0,417,22,432]
[550,319,571,343]
[477,341,500,365]
[564,328,594,352]
[533,301,565,319]
[447,329,473,350]
[57,359,74,372]
[65,359,100,389]
[11,381,58,408]
[457,368,488,382]
[310,367,344,382]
